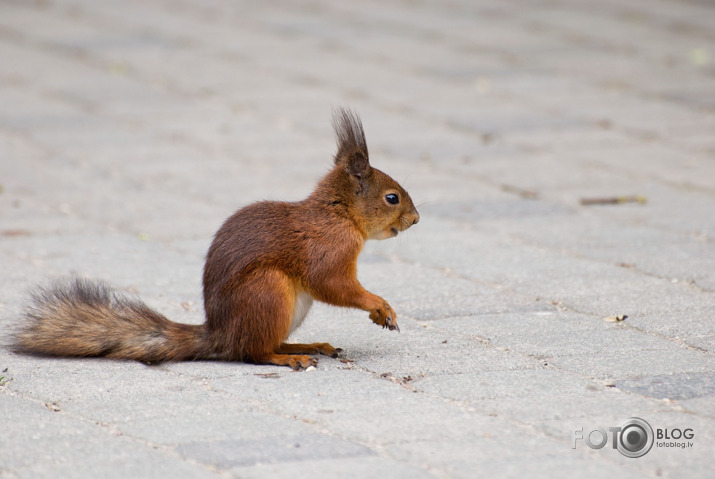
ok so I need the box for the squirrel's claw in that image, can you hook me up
[384,316,400,332]
[371,302,399,331]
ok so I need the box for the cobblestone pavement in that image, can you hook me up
[1,0,713,477]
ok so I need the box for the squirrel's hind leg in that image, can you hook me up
[240,270,319,370]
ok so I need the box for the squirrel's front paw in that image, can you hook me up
[369,302,400,332]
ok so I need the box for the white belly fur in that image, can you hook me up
[290,289,314,336]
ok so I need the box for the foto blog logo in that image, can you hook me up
[572,417,654,458]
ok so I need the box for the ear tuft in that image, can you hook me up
[332,107,369,168]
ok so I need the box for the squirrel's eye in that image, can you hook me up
[385,193,399,205]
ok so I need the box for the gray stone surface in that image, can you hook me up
[1,0,713,477]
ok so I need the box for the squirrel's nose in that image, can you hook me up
[411,211,420,226]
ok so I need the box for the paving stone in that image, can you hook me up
[176,434,375,469]
[615,371,715,401]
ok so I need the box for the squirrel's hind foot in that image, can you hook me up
[259,353,318,370]
[277,342,342,358]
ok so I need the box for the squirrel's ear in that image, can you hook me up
[346,151,370,179]
[332,107,370,177]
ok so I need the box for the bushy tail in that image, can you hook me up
[13,278,210,363]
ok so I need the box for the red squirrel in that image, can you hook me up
[13,108,420,370]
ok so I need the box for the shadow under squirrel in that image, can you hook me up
[13,108,420,370]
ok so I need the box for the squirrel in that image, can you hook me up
[13,108,420,370]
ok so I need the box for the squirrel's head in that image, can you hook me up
[331,108,419,240]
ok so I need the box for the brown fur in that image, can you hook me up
[13,108,420,370]
[14,278,208,363]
